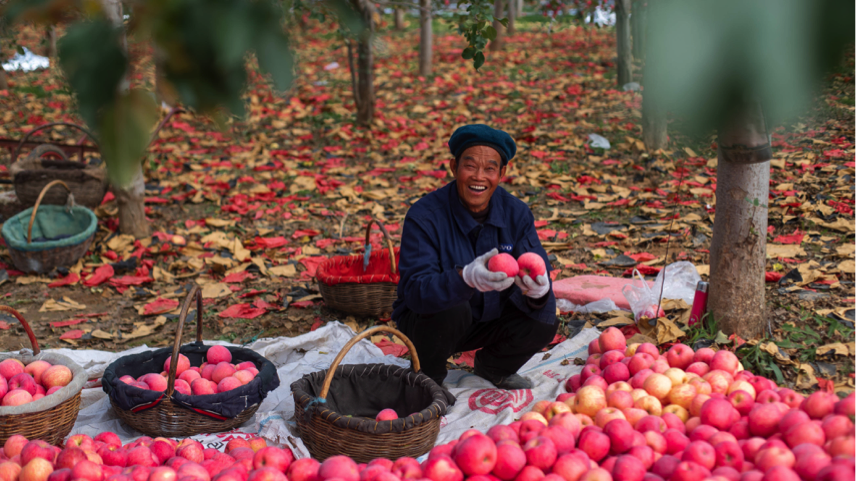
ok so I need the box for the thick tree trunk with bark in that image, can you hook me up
[615,0,632,86]
[100,0,148,237]
[708,101,772,338]
[115,159,149,238]
[491,0,504,51]
[418,0,432,76]
[394,8,405,30]
[506,0,516,35]
[642,87,667,150]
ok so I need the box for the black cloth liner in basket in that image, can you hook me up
[291,363,456,434]
[102,341,279,419]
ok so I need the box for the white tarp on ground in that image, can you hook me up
[4,322,597,459]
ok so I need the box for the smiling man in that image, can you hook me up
[393,124,557,390]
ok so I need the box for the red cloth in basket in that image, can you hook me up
[316,248,401,286]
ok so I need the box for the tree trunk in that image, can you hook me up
[115,159,150,238]
[615,0,632,86]
[43,25,57,58]
[631,0,647,60]
[0,69,7,91]
[708,100,772,338]
[518,0,524,17]
[491,0,504,51]
[100,0,147,237]
[506,0,516,35]
[418,0,432,76]
[394,8,405,30]
[642,88,667,150]
[353,0,375,126]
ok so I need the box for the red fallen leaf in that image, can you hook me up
[60,330,84,340]
[222,271,256,283]
[316,238,336,249]
[533,220,550,228]
[254,236,288,249]
[48,273,79,288]
[290,300,316,308]
[594,241,618,247]
[110,275,154,287]
[374,339,409,357]
[816,377,835,392]
[765,272,784,283]
[0,321,9,330]
[292,229,321,239]
[239,290,267,298]
[546,192,571,202]
[549,334,567,345]
[625,252,657,263]
[772,230,806,245]
[414,142,429,151]
[101,192,115,204]
[728,334,746,347]
[299,256,327,278]
[218,303,266,319]
[142,298,179,315]
[453,349,480,368]
[566,263,588,270]
[50,318,87,328]
[83,265,114,287]
[252,299,277,310]
[310,320,324,331]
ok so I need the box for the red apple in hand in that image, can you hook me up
[517,252,546,278]
[488,253,519,277]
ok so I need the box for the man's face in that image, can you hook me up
[450,145,507,213]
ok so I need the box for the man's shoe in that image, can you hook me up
[474,367,532,390]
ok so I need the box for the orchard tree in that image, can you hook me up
[645,0,853,338]
[3,0,335,237]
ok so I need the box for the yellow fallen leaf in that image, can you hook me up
[816,343,851,356]
[268,265,297,277]
[39,297,86,312]
[16,276,50,285]
[91,330,113,339]
[202,283,232,299]
[766,244,806,258]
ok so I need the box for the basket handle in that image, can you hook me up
[0,306,40,355]
[363,217,397,274]
[319,326,419,399]
[11,122,99,164]
[165,285,203,397]
[27,180,73,244]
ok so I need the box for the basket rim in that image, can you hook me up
[291,363,454,435]
[1,205,97,252]
[0,352,86,416]
[316,247,401,285]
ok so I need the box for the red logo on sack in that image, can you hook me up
[468,389,534,415]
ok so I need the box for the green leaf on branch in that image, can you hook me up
[484,25,497,41]
[473,51,485,70]
[98,89,158,187]
[461,47,475,60]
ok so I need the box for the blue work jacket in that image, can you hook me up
[392,181,556,325]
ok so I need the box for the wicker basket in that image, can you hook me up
[10,123,107,209]
[317,218,400,316]
[293,326,453,462]
[0,306,84,446]
[107,286,273,437]
[1,180,97,274]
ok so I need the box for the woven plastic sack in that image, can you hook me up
[0,351,86,416]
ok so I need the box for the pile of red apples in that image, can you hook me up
[0,432,298,481]
[0,359,74,407]
[117,346,259,397]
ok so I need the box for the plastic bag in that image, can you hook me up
[622,262,701,322]
[588,133,611,150]
[557,298,620,314]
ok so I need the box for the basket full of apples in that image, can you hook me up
[101,285,280,437]
[0,306,86,447]
[292,326,456,463]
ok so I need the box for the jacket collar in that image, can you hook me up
[449,180,507,235]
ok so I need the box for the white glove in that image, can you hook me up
[515,274,550,299]
[462,248,515,292]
